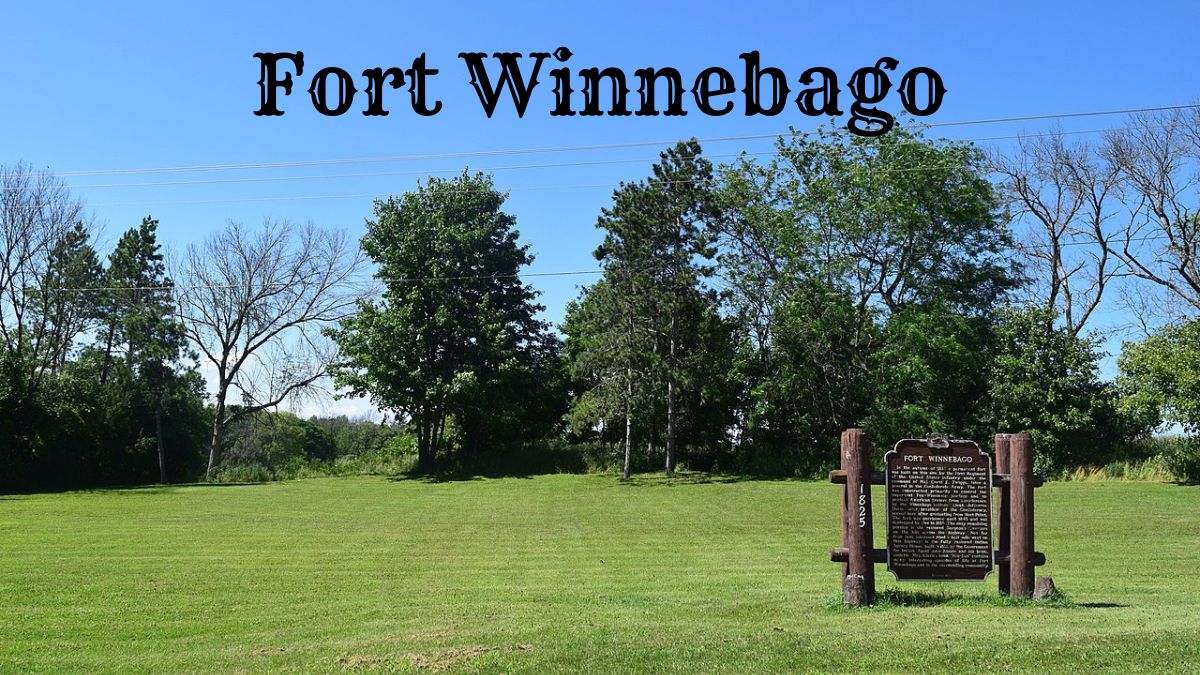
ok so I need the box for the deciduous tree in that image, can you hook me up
[178,219,362,478]
[328,172,554,469]
[993,132,1119,336]
[1100,108,1200,317]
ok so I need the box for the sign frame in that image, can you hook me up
[884,437,995,582]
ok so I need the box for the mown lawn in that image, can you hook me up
[1,474,1197,672]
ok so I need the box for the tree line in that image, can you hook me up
[3,110,1200,490]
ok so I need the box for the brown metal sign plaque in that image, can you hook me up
[885,438,993,581]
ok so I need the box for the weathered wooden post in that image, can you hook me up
[839,470,849,584]
[841,428,874,605]
[843,574,866,607]
[994,433,1011,595]
[1009,432,1035,597]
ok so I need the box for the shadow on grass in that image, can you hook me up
[616,473,771,486]
[825,587,1117,610]
[1,481,276,498]
[395,467,540,483]
[394,467,808,485]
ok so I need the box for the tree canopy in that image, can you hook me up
[329,172,562,468]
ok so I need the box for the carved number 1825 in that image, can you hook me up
[858,485,867,528]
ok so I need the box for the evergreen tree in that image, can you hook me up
[36,222,103,374]
[641,140,719,475]
[97,217,188,481]
[566,141,723,478]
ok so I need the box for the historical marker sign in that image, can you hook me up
[885,439,993,581]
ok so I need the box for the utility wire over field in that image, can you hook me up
[0,125,1159,196]
[71,128,1171,208]
[48,102,1200,178]
[35,230,1177,296]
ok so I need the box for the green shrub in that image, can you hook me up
[1158,438,1200,484]
[382,432,417,457]
[209,462,276,483]
[1062,457,1173,482]
[1057,436,1198,483]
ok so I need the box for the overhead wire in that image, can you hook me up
[38,232,1178,295]
[45,123,1147,195]
[69,122,1178,207]
[20,101,1197,294]
[45,102,1199,179]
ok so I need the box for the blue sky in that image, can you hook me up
[3,0,1197,416]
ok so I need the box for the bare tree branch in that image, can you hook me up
[0,163,89,389]
[993,130,1119,336]
[176,219,364,478]
[1100,108,1200,316]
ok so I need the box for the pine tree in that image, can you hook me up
[37,222,102,375]
[565,141,720,478]
[642,140,719,475]
[98,217,187,482]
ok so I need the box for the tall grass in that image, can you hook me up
[209,435,1200,484]
[1059,435,1199,483]
[209,450,418,483]
[1061,457,1175,482]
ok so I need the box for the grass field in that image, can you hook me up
[1,474,1197,673]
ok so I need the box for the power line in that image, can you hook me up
[52,124,1142,193]
[73,124,1177,207]
[924,103,1197,129]
[51,103,1200,179]
[72,140,1124,208]
[55,135,781,178]
[42,268,609,294]
[38,234,1177,294]
[58,151,779,191]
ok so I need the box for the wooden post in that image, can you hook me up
[841,428,874,605]
[994,433,1011,595]
[843,575,866,607]
[1009,432,1035,597]
[839,479,849,584]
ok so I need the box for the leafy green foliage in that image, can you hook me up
[564,141,735,476]
[985,305,1129,473]
[716,127,1015,472]
[1118,319,1200,482]
[225,412,336,469]
[866,303,992,444]
[731,285,867,475]
[2,139,1190,489]
[0,346,210,490]
[1118,318,1200,435]
[1,216,209,490]
[211,414,418,483]
[1157,440,1200,484]
[329,172,563,467]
